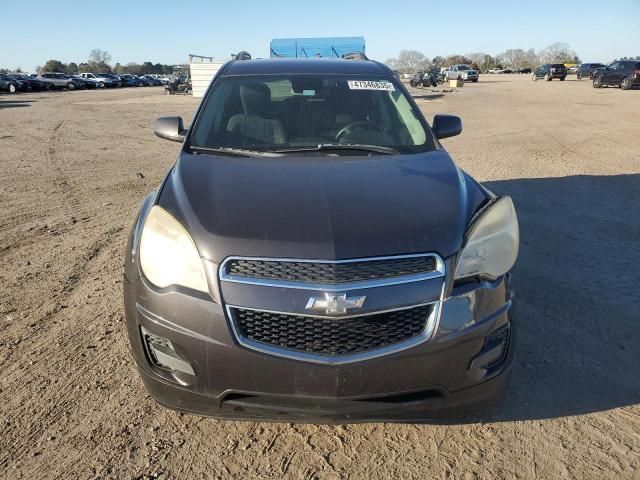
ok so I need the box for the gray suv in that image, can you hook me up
[37,72,83,90]
[123,58,519,421]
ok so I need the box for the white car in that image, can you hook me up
[444,65,479,82]
[78,72,113,88]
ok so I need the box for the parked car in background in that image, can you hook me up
[70,75,99,89]
[144,76,163,86]
[38,72,84,90]
[576,63,606,80]
[444,65,479,82]
[532,64,567,81]
[136,76,151,87]
[78,72,113,88]
[119,74,142,87]
[0,73,24,93]
[8,74,52,91]
[516,68,531,74]
[592,61,640,90]
[98,73,122,87]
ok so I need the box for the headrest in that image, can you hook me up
[240,83,271,115]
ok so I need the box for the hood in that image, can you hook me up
[158,150,486,262]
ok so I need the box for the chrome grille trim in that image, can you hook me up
[219,253,446,364]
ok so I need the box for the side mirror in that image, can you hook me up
[432,114,462,140]
[154,116,187,143]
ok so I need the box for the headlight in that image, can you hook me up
[454,196,519,280]
[139,206,208,293]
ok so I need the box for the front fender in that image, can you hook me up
[123,192,156,283]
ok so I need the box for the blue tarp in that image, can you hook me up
[270,37,365,59]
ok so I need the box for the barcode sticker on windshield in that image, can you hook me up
[348,80,395,91]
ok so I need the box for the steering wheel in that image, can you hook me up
[335,121,385,142]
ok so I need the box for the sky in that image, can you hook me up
[1,0,639,72]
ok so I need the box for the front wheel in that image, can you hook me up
[593,77,602,88]
[560,76,566,81]
[436,77,444,85]
[532,73,537,81]
[544,74,551,81]
[8,83,17,93]
[576,73,582,80]
[98,82,105,88]
[621,77,632,90]
[67,82,75,90]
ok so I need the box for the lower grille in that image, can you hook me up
[230,305,432,356]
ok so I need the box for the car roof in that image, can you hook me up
[223,58,391,76]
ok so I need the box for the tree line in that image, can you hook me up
[0,49,176,75]
[386,43,593,73]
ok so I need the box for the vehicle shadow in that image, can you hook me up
[461,173,640,423]
[0,99,33,109]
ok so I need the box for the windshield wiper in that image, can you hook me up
[273,144,400,155]
[188,146,281,157]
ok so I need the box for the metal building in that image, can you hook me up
[189,54,224,98]
[270,37,365,59]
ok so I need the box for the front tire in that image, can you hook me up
[560,76,566,81]
[593,76,602,88]
[98,81,105,88]
[67,82,75,90]
[577,73,582,80]
[621,77,632,90]
[544,74,551,81]
[8,83,17,93]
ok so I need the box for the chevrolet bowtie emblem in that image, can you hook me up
[305,293,366,315]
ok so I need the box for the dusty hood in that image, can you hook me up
[158,150,484,262]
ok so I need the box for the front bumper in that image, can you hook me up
[124,272,514,422]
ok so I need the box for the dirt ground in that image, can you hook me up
[1,75,638,480]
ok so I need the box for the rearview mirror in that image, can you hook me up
[432,114,462,139]
[154,116,187,143]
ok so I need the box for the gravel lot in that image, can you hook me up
[1,76,639,479]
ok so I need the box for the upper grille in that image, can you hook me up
[231,305,432,356]
[224,256,438,284]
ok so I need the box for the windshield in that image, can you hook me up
[189,75,435,155]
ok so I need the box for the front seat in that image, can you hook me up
[227,83,286,145]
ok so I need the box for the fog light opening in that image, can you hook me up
[469,323,510,371]
[141,327,195,376]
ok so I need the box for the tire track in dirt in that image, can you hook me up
[46,119,82,213]
[0,226,123,471]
